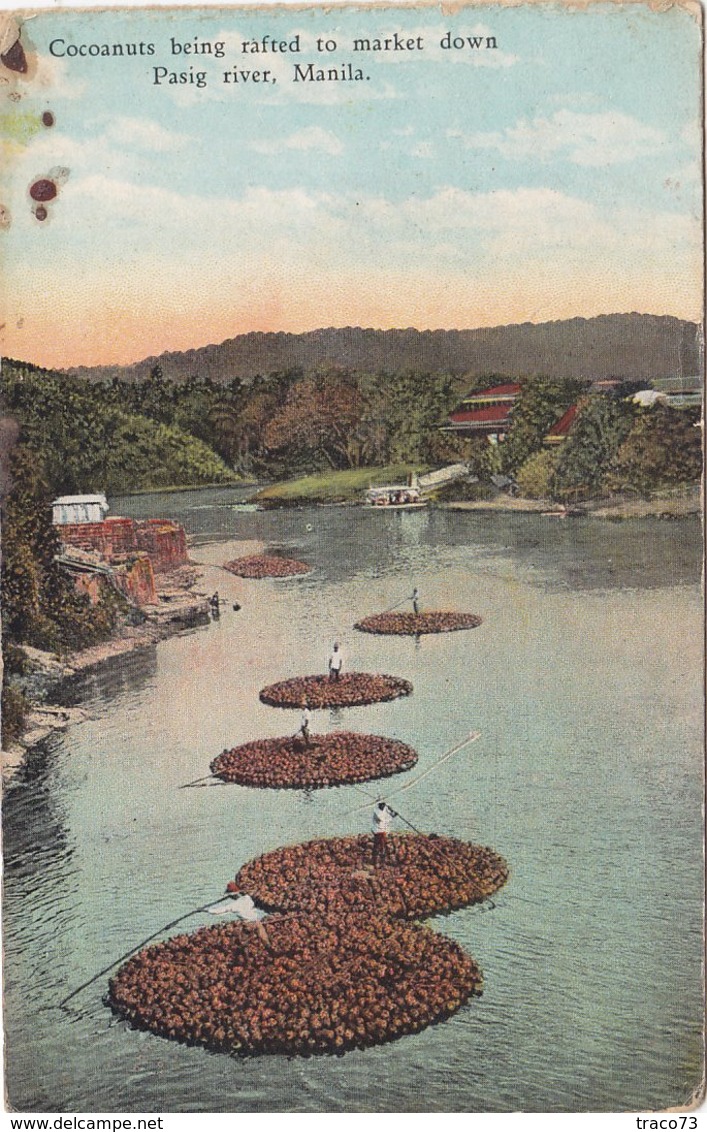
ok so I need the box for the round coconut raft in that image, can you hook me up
[232,834,509,920]
[211,732,418,790]
[107,912,482,1057]
[259,672,413,710]
[223,555,311,579]
[355,612,483,635]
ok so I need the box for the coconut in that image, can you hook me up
[107,912,483,1057]
[223,555,311,579]
[259,673,413,710]
[233,834,509,919]
[211,732,418,789]
[355,612,483,635]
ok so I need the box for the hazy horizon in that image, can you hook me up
[2,308,698,375]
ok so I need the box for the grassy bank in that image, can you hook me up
[440,483,702,519]
[255,465,426,507]
[111,477,251,498]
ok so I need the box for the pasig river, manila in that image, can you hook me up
[3,488,704,1113]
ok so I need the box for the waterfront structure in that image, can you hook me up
[52,494,109,525]
[652,375,703,409]
[544,404,580,446]
[51,511,190,608]
[442,382,521,442]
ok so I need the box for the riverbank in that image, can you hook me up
[256,471,701,519]
[439,484,702,520]
[2,564,211,783]
[254,463,425,508]
[114,478,255,497]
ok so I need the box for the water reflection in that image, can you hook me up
[2,737,72,883]
[111,490,702,593]
[61,648,159,710]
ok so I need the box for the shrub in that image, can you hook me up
[611,406,702,497]
[515,449,559,499]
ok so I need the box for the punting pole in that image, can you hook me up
[179,773,225,789]
[344,731,481,816]
[381,589,416,614]
[384,730,481,799]
[57,900,219,1010]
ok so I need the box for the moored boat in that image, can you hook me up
[365,485,426,508]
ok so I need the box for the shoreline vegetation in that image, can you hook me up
[254,464,428,507]
[112,479,254,498]
[253,468,701,519]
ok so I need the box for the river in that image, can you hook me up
[3,487,704,1113]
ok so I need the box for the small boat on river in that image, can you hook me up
[365,485,426,508]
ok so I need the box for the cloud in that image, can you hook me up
[0,114,194,212]
[60,174,345,260]
[4,175,701,367]
[450,110,667,166]
[346,184,700,270]
[105,116,192,152]
[5,166,699,338]
[252,125,343,156]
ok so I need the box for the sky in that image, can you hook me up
[0,1,703,369]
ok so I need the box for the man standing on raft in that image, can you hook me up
[299,701,311,747]
[372,800,397,865]
[328,641,343,681]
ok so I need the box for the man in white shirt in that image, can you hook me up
[328,641,343,681]
[372,800,397,865]
[217,889,270,945]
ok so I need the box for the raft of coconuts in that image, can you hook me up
[223,555,311,579]
[232,834,509,919]
[259,672,413,710]
[210,732,418,790]
[107,911,483,1057]
[355,612,483,635]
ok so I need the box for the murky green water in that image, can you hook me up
[3,490,703,1112]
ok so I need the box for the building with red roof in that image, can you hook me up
[443,382,521,440]
[544,403,579,444]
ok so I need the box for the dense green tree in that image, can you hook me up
[1,447,121,652]
[370,371,457,465]
[501,375,586,474]
[206,393,244,467]
[515,448,560,499]
[551,394,636,500]
[0,364,236,494]
[610,405,702,496]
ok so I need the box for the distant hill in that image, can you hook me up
[66,314,702,386]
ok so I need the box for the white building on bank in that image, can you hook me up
[52,494,109,525]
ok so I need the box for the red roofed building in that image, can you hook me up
[443,382,521,440]
[544,403,579,444]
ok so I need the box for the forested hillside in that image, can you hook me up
[1,361,237,496]
[1,361,467,483]
[66,314,701,388]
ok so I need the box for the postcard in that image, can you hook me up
[0,0,704,1118]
